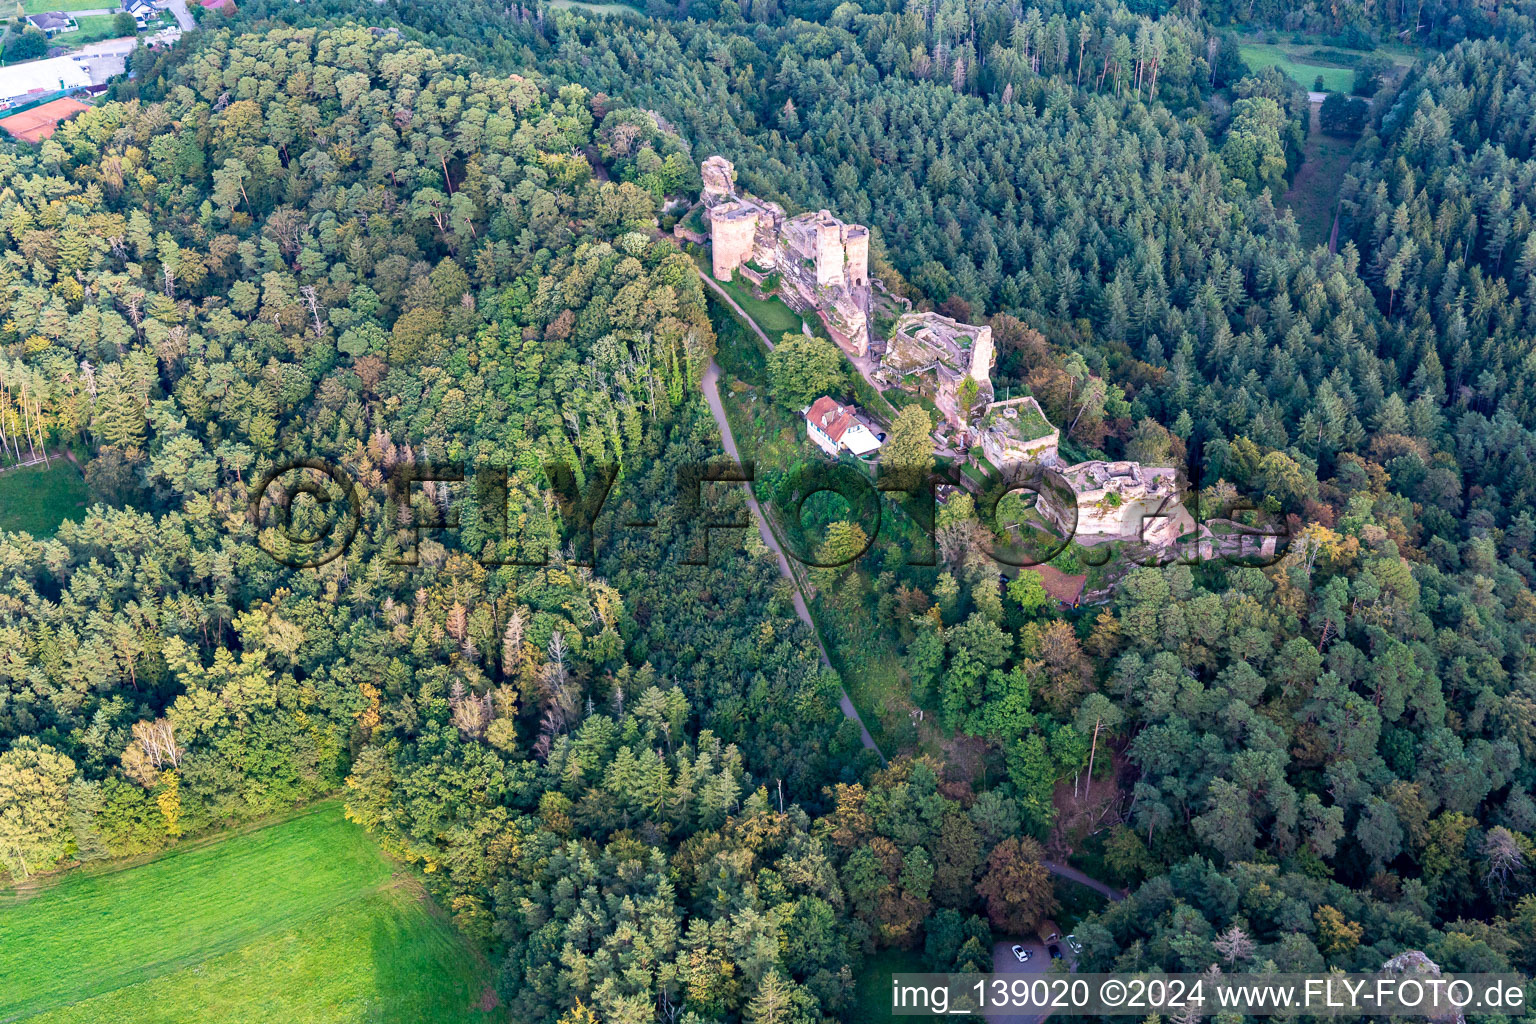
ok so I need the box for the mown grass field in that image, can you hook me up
[0,802,504,1024]
[0,460,88,537]
[1239,42,1354,92]
[18,0,113,12]
[68,13,131,45]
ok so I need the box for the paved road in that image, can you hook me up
[697,267,897,433]
[979,866,1122,1024]
[1043,860,1125,902]
[63,38,134,85]
[700,358,885,763]
[161,0,194,30]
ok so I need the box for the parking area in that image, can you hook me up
[987,938,1052,1024]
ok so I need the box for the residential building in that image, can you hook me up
[25,12,78,37]
[122,0,157,26]
[804,397,882,458]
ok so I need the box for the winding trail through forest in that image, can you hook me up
[696,267,1144,873]
[697,272,775,349]
[696,270,894,418]
[700,358,886,763]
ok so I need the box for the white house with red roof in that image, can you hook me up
[804,396,882,458]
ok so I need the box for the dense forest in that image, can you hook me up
[3,0,1536,1020]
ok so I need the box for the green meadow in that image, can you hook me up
[0,802,504,1024]
[1239,42,1355,92]
[0,460,88,537]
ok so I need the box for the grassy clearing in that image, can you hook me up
[706,299,921,756]
[0,801,503,1024]
[61,13,125,45]
[678,204,707,236]
[548,0,643,13]
[1240,42,1354,92]
[0,459,88,537]
[818,619,919,753]
[19,0,113,12]
[727,281,802,338]
[1285,101,1357,249]
[690,247,805,339]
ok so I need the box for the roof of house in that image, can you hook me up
[26,12,73,31]
[0,96,90,143]
[806,396,856,443]
[200,0,235,9]
[804,396,880,455]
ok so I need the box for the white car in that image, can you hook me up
[1065,934,1082,955]
[1011,944,1032,963]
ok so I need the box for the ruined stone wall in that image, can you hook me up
[1035,463,1193,548]
[701,155,735,206]
[843,228,869,287]
[710,203,758,281]
[968,325,995,383]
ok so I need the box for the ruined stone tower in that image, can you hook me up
[813,213,846,286]
[843,225,869,287]
[709,202,759,282]
[694,155,872,352]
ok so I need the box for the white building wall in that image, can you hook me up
[0,56,92,106]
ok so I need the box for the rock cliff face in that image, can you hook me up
[1383,950,1442,974]
[1381,950,1465,1024]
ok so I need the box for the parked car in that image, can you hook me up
[1065,934,1082,955]
[1011,944,1032,963]
[1048,943,1063,959]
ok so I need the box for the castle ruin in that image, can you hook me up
[1034,460,1193,549]
[878,311,996,429]
[978,397,1194,550]
[976,396,1059,467]
[698,156,872,354]
[689,155,1197,555]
